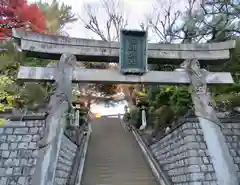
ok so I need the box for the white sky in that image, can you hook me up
[28,0,156,38]
[27,0,193,42]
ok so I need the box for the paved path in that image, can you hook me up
[81,117,159,185]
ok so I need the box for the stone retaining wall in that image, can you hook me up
[222,122,240,178]
[0,116,86,185]
[54,135,78,185]
[0,120,45,185]
[150,122,217,184]
[149,120,240,185]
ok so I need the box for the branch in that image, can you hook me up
[79,0,127,42]
[148,1,182,43]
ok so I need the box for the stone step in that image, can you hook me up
[81,118,159,185]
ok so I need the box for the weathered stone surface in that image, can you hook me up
[221,123,240,179]
[150,121,218,184]
[17,66,234,85]
[149,120,240,184]
[31,53,77,185]
[1,112,239,185]
[0,119,45,185]
[53,135,77,185]
[12,29,235,65]
[0,114,86,185]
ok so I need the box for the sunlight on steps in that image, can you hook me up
[90,100,128,117]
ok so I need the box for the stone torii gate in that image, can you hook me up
[13,29,238,185]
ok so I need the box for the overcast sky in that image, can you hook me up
[28,0,156,37]
[27,0,198,43]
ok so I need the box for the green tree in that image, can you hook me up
[37,0,77,35]
[0,0,77,111]
[0,75,15,125]
[146,0,240,118]
[198,1,240,111]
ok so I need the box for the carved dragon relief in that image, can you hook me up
[38,53,77,148]
[180,59,221,127]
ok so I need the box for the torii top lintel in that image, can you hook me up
[12,29,235,65]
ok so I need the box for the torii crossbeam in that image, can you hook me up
[13,29,235,84]
[12,29,235,65]
[18,66,233,84]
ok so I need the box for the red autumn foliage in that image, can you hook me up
[0,0,46,39]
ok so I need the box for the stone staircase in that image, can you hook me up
[81,117,159,185]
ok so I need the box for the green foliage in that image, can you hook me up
[0,0,77,111]
[0,41,23,72]
[208,38,240,109]
[0,75,14,125]
[79,107,89,117]
[145,2,240,117]
[17,83,49,108]
[168,86,193,116]
[0,75,15,111]
[213,92,240,110]
[37,0,77,34]
[135,91,147,98]
[147,85,192,116]
[126,107,140,127]
[0,41,55,110]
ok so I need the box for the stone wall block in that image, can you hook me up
[149,121,220,184]
[53,135,78,185]
[0,120,45,185]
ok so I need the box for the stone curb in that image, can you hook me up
[132,129,173,185]
[75,123,92,185]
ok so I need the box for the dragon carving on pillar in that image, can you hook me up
[39,53,77,148]
[180,59,221,126]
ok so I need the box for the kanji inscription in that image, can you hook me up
[120,30,147,75]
